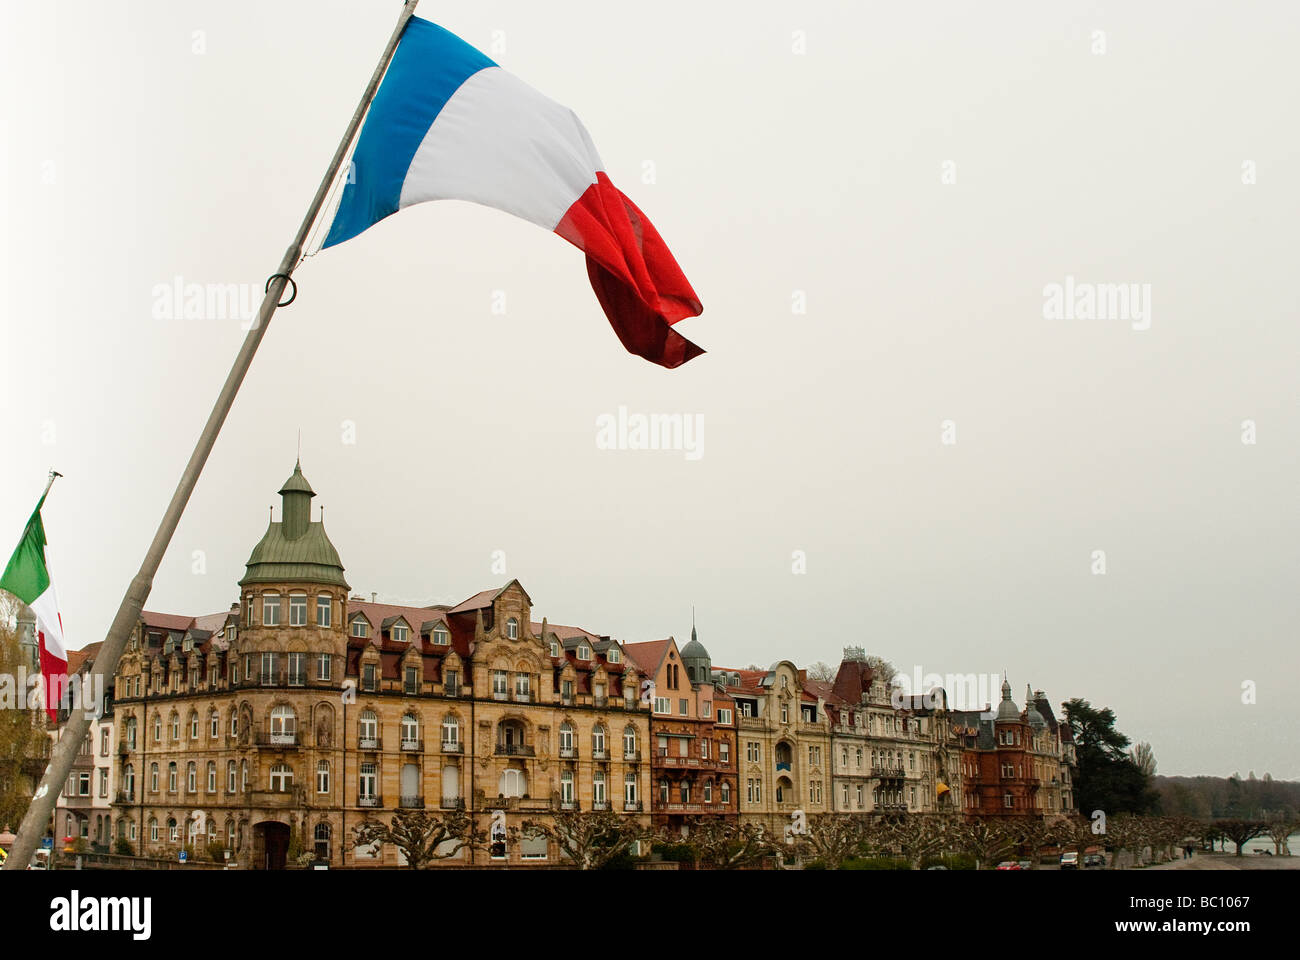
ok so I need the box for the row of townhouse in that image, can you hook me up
[45,462,1076,868]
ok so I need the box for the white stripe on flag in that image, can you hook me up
[29,583,66,661]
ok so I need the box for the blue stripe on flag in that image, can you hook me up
[323,18,496,248]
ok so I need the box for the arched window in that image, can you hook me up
[210,710,219,739]
[499,768,526,798]
[441,715,459,747]
[592,769,607,807]
[623,725,637,758]
[150,763,159,793]
[624,771,638,804]
[206,761,216,792]
[167,762,178,793]
[270,705,296,745]
[316,760,330,794]
[126,717,137,749]
[720,780,730,803]
[227,761,237,793]
[560,769,574,805]
[558,722,574,757]
[591,724,607,758]
[186,762,197,792]
[358,710,378,748]
[506,617,519,640]
[123,764,135,799]
[680,781,691,803]
[189,712,199,739]
[240,760,249,792]
[148,817,158,843]
[269,763,293,792]
[314,822,331,860]
[153,714,161,742]
[169,712,179,740]
[400,714,420,748]
[703,779,713,803]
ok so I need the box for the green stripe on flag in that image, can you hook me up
[0,495,51,605]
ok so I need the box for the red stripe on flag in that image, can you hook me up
[37,630,67,722]
[555,172,704,369]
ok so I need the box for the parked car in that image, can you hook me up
[996,861,1022,870]
[1059,851,1079,869]
[1083,853,1106,868]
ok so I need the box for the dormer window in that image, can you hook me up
[392,623,409,643]
[577,642,592,661]
[432,626,449,646]
[549,639,559,658]
[607,647,621,663]
[506,618,519,640]
[351,618,368,639]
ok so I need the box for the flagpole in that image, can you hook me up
[1,0,420,872]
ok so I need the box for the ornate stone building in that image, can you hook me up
[953,679,1076,819]
[623,627,738,831]
[109,462,650,868]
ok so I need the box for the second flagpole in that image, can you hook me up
[2,0,420,872]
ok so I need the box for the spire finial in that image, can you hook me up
[297,429,301,467]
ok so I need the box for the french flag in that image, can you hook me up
[324,17,704,369]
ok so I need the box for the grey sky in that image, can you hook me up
[2,1,1296,779]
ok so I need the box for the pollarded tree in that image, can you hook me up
[681,817,777,869]
[955,817,1018,870]
[351,808,486,869]
[1264,811,1297,856]
[1212,818,1268,857]
[883,814,954,870]
[790,814,866,869]
[521,808,652,870]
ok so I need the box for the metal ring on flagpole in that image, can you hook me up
[265,273,297,307]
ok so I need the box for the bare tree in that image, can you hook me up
[1212,818,1268,857]
[351,809,486,868]
[1129,741,1157,777]
[521,808,651,870]
[1265,811,1297,856]
[954,818,1018,870]
[0,594,44,830]
[804,662,837,684]
[790,814,866,869]
[679,817,776,869]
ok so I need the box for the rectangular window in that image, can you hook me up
[289,595,307,627]
[316,595,332,627]
[288,651,306,687]
[720,741,730,763]
[100,728,110,755]
[317,653,332,682]
[492,671,508,699]
[444,670,459,696]
[261,651,277,685]
[98,768,108,797]
[562,679,574,701]
[654,697,669,714]
[262,595,281,627]
[717,708,732,725]
[78,771,90,796]
[679,698,688,716]
[363,663,377,691]
[405,666,418,695]
[392,624,408,643]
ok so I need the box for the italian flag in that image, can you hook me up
[1,495,68,720]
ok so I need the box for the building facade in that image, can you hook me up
[108,462,651,868]
[623,629,738,832]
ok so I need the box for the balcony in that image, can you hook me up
[113,790,135,804]
[440,797,464,811]
[623,800,643,812]
[248,788,301,808]
[444,684,460,698]
[400,739,423,753]
[623,749,642,762]
[357,795,383,808]
[440,740,463,755]
[495,743,535,757]
[560,799,577,811]
[592,800,609,811]
[559,746,579,760]
[513,691,535,704]
[664,802,708,814]
[399,795,425,809]
[591,749,609,761]
[358,737,382,751]
[872,766,906,779]
[492,690,509,702]
[593,696,609,709]
[877,802,909,814]
[254,728,300,748]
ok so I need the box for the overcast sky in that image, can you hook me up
[2,1,1296,779]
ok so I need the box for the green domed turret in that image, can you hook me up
[239,461,349,589]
